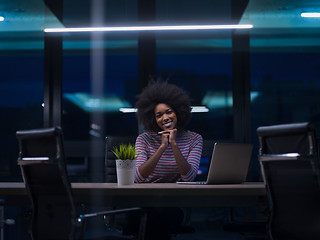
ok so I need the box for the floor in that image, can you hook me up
[173,207,268,240]
[4,206,268,239]
[81,207,268,240]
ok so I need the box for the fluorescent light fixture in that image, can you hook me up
[120,108,137,113]
[191,106,209,113]
[119,106,209,113]
[0,16,4,22]
[301,12,320,18]
[44,24,253,33]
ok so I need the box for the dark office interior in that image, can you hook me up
[1,0,320,239]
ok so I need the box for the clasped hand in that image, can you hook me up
[158,129,177,148]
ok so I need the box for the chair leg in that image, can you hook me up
[0,206,3,240]
[77,218,87,240]
[0,200,15,240]
[137,211,147,240]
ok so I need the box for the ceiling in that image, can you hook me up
[241,0,320,49]
[0,0,63,31]
[0,0,320,50]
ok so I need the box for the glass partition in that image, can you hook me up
[156,30,233,140]
[250,37,320,137]
[62,32,139,140]
[0,32,44,181]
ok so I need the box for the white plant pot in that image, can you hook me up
[116,159,136,186]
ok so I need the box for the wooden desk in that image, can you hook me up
[0,182,266,207]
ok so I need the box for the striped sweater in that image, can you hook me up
[135,131,203,183]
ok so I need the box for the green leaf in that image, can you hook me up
[112,143,136,160]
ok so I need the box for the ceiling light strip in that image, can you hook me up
[44,24,253,33]
[301,12,320,18]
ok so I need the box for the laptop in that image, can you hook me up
[177,142,253,185]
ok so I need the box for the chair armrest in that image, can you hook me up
[259,153,300,162]
[17,157,53,165]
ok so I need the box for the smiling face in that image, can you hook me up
[154,103,178,131]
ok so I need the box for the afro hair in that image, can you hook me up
[135,81,192,132]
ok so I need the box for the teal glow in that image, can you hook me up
[64,93,132,112]
[63,40,137,50]
[202,91,259,109]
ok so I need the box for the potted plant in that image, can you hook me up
[112,143,137,186]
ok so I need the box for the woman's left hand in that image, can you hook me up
[158,129,177,145]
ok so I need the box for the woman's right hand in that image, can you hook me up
[160,131,169,149]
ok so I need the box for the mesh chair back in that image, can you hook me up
[257,122,320,240]
[105,136,137,183]
[257,122,317,156]
[261,158,320,239]
[16,127,77,240]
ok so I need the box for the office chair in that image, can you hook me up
[257,122,320,240]
[105,136,137,183]
[16,127,146,240]
[105,136,195,239]
[104,136,138,233]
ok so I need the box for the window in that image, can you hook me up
[0,33,43,181]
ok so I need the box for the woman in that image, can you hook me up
[125,81,203,240]
[135,80,203,183]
